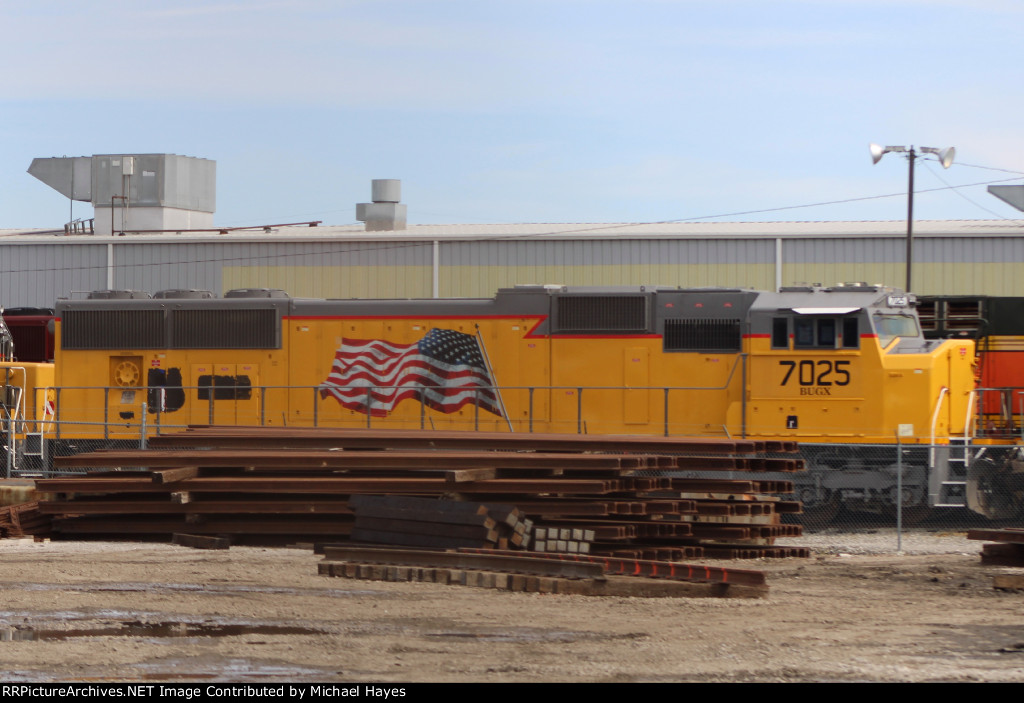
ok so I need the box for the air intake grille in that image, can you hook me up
[945,301,984,330]
[555,296,648,333]
[663,319,742,352]
[172,309,279,349]
[62,310,166,349]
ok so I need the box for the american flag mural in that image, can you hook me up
[318,328,503,417]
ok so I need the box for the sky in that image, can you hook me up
[2,0,1024,230]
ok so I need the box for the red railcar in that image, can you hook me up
[918,296,1024,434]
[1,307,55,363]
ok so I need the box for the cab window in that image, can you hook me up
[771,318,789,349]
[842,318,859,348]
[792,316,859,349]
[794,318,816,347]
[873,313,919,347]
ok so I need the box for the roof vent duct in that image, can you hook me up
[28,153,215,236]
[356,179,407,231]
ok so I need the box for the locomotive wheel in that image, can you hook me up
[967,457,1024,520]
[883,484,931,525]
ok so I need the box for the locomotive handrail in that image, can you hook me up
[37,376,748,440]
[964,387,976,440]
[929,386,949,442]
[968,386,1024,438]
[928,386,949,472]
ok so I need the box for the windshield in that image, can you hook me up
[873,313,919,348]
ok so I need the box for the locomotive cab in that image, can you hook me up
[743,285,973,442]
[740,284,975,512]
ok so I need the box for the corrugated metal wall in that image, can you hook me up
[3,227,1024,306]
[439,239,775,296]
[0,242,108,305]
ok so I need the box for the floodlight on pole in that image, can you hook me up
[869,143,956,293]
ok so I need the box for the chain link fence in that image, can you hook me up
[5,381,1023,551]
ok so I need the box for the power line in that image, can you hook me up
[922,162,1024,222]
[952,161,1024,176]
[2,175,1023,277]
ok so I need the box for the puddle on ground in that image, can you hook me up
[135,656,334,682]
[13,582,382,598]
[424,629,647,644]
[3,656,336,683]
[0,620,326,642]
[927,623,1024,660]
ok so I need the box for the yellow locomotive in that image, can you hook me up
[2,284,979,516]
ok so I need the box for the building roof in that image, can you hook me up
[1,219,1023,245]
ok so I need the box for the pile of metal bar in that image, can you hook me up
[968,527,1024,566]
[33,426,808,558]
[349,495,533,549]
[0,501,49,539]
[317,545,769,598]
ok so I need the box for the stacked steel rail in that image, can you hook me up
[968,528,1024,566]
[34,427,808,559]
[0,501,49,539]
[317,545,770,598]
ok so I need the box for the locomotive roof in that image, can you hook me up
[55,283,909,318]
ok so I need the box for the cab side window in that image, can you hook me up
[771,317,789,349]
[778,315,859,349]
[794,318,817,348]
[842,317,859,348]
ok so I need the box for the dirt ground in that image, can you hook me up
[0,534,1022,683]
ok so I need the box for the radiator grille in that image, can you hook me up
[62,308,279,350]
[172,309,279,349]
[663,319,742,352]
[555,296,648,333]
[62,310,166,349]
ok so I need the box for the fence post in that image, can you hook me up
[366,387,373,428]
[5,417,11,479]
[528,387,534,433]
[896,435,903,553]
[140,402,148,450]
[664,387,670,437]
[577,388,583,434]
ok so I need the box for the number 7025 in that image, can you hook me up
[779,360,851,386]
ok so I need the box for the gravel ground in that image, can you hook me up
[798,528,979,555]
[2,529,1022,683]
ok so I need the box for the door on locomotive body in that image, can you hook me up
[656,289,754,438]
[746,306,866,438]
[188,362,261,427]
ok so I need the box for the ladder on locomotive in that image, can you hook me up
[1,369,22,476]
[1,369,47,475]
[19,387,52,475]
[934,436,970,508]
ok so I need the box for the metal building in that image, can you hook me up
[1,219,1024,307]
